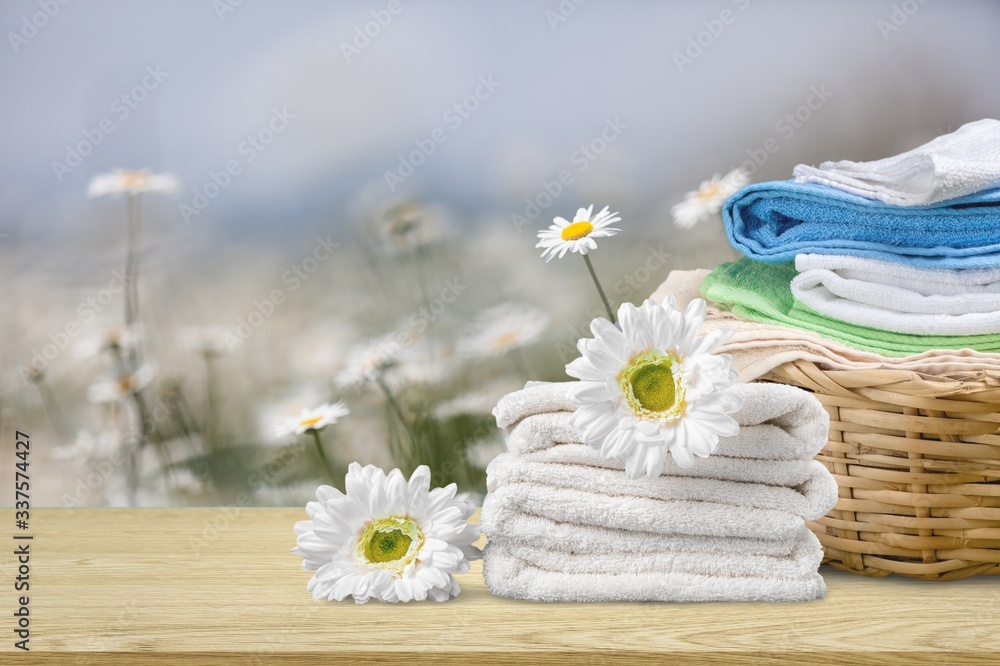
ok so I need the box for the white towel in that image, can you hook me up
[487,451,837,522]
[483,543,826,602]
[792,270,1000,336]
[486,527,823,581]
[483,482,813,541]
[482,507,817,559]
[796,254,1000,299]
[494,381,831,460]
[793,118,1000,206]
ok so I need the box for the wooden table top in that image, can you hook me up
[1,508,997,664]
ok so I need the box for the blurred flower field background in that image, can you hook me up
[3,0,1000,507]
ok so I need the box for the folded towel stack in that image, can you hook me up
[481,381,838,602]
[694,119,1000,370]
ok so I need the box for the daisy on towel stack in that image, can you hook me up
[480,299,838,603]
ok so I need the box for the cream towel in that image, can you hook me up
[651,269,1000,382]
[793,118,1000,206]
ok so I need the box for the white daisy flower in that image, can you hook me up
[292,464,482,603]
[87,169,181,198]
[458,303,550,359]
[276,401,350,437]
[166,468,205,495]
[335,334,403,388]
[52,430,118,464]
[536,204,621,261]
[74,324,143,359]
[87,363,157,404]
[566,298,741,478]
[374,200,448,255]
[433,379,522,419]
[671,168,749,229]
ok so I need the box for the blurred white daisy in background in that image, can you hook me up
[257,385,328,442]
[459,303,550,359]
[290,321,356,381]
[166,468,205,495]
[74,324,143,359]
[566,298,741,478]
[276,401,350,437]
[536,204,621,261]
[374,200,449,255]
[433,379,523,419]
[390,340,457,386]
[178,325,231,356]
[87,168,181,198]
[87,363,157,404]
[335,334,403,388]
[464,432,505,470]
[51,429,118,465]
[292,464,481,603]
[671,168,749,229]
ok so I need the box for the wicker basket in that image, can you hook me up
[758,360,1000,580]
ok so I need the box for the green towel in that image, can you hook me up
[701,258,1000,357]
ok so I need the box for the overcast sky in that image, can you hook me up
[2,0,999,241]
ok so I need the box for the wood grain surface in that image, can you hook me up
[1,508,998,664]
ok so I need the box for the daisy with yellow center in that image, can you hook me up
[276,401,350,484]
[566,298,741,478]
[458,303,550,360]
[671,168,749,229]
[292,464,482,603]
[536,204,622,320]
[87,169,181,198]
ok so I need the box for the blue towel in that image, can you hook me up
[723,180,1000,268]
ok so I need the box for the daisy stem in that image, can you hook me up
[124,194,142,364]
[375,375,419,460]
[310,429,337,484]
[29,372,70,444]
[583,254,615,322]
[203,351,219,451]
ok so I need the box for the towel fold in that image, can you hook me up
[652,268,1000,381]
[484,482,812,541]
[792,267,1000,336]
[482,507,818,559]
[795,254,1000,300]
[495,381,831,460]
[487,525,823,581]
[793,119,1000,207]
[702,258,1000,356]
[499,444,835,506]
[487,451,838,523]
[483,542,826,602]
[722,179,1000,268]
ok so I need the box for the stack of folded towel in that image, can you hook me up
[670,119,1000,376]
[481,381,839,602]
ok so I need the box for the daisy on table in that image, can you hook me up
[292,463,481,603]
